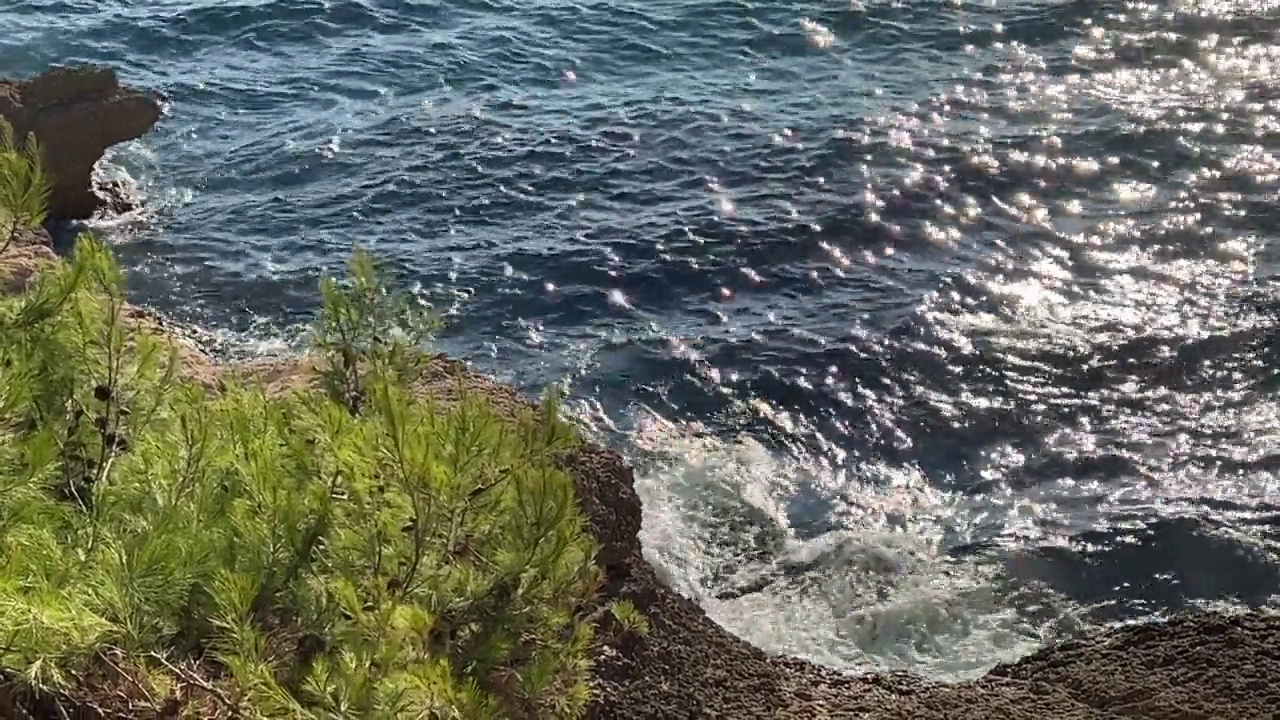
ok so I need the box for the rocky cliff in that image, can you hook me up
[2,65,1278,720]
[0,66,162,221]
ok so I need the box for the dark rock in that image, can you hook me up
[0,66,162,221]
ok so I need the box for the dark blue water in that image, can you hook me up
[5,0,1280,679]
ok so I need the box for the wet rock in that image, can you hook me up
[0,66,162,221]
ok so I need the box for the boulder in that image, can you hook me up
[0,65,162,221]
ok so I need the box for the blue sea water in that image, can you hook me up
[5,0,1280,680]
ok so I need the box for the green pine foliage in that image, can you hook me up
[0,117,51,254]
[0,118,621,718]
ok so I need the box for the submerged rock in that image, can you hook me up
[0,66,162,221]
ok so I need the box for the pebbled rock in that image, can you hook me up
[0,66,162,221]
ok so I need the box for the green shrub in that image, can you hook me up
[0,120,606,718]
[0,117,50,254]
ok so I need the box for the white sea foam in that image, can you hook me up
[568,403,1069,680]
[799,18,836,50]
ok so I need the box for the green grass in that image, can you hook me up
[0,118,643,718]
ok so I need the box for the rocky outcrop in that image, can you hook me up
[4,65,1280,720]
[0,66,162,221]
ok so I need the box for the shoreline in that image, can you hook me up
[4,65,1280,719]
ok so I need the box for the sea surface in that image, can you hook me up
[5,0,1280,680]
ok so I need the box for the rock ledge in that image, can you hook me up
[0,65,162,221]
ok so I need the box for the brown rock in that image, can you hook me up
[0,226,58,296]
[0,66,162,221]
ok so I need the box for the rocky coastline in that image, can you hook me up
[3,65,1279,719]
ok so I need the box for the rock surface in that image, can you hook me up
[0,66,162,221]
[3,66,1280,719]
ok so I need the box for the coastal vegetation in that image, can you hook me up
[0,119,645,718]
